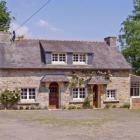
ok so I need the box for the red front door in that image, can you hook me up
[49,82,59,108]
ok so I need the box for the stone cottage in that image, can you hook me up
[0,32,131,109]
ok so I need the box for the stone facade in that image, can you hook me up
[0,69,131,109]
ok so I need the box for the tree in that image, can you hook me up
[119,0,140,75]
[0,89,20,109]
[0,0,11,31]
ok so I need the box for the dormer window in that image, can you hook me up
[52,53,67,64]
[73,53,87,64]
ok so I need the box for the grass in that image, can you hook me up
[32,116,111,126]
[0,110,113,126]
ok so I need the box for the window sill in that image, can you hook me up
[131,96,140,98]
[73,63,87,65]
[70,99,85,103]
[18,102,39,105]
[51,62,67,65]
[103,100,119,103]
[20,100,36,104]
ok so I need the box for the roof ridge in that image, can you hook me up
[15,38,106,44]
[40,39,106,44]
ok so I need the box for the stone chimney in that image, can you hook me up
[104,36,117,47]
[0,31,11,43]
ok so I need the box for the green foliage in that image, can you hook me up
[83,97,92,109]
[0,0,11,31]
[120,103,130,109]
[0,89,20,109]
[119,0,140,75]
[68,104,77,110]
[105,103,112,109]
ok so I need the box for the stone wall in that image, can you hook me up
[106,76,130,107]
[0,69,131,109]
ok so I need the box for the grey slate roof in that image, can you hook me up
[41,74,69,82]
[0,39,131,70]
[88,76,109,85]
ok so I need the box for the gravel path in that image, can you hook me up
[0,109,140,140]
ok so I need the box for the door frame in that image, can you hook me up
[49,82,59,109]
[93,85,101,108]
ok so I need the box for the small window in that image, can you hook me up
[29,88,36,99]
[79,88,86,98]
[72,88,86,100]
[21,89,28,99]
[52,53,66,64]
[21,88,36,101]
[106,90,116,100]
[73,54,79,62]
[131,82,140,96]
[52,54,58,61]
[73,53,87,64]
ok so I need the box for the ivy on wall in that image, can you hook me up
[69,70,112,88]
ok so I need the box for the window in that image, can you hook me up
[131,82,140,96]
[52,53,66,64]
[21,88,36,101]
[21,89,27,99]
[106,90,116,100]
[72,88,86,100]
[73,53,87,64]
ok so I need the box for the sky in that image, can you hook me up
[5,0,133,41]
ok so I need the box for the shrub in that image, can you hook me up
[112,105,116,108]
[30,105,35,110]
[19,106,23,110]
[120,103,130,109]
[76,106,82,109]
[0,89,20,109]
[105,103,112,109]
[68,105,76,110]
[25,106,29,110]
[83,97,92,109]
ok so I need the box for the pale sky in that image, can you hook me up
[5,0,133,41]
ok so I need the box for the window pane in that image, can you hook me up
[52,54,58,61]
[106,90,116,100]
[73,54,86,63]
[59,54,66,62]
[80,54,86,62]
[79,88,85,98]
[130,88,133,96]
[73,54,78,62]
[73,88,78,98]
[29,88,36,99]
[21,88,27,99]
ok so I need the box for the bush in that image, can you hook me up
[25,106,29,110]
[105,103,112,109]
[83,97,92,109]
[76,106,82,109]
[68,105,76,110]
[0,89,20,109]
[120,103,130,109]
[112,105,116,108]
[30,105,35,110]
[19,106,23,110]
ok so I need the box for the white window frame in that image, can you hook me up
[72,87,87,102]
[73,53,87,64]
[131,82,140,97]
[106,89,116,101]
[20,88,37,103]
[51,53,67,64]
